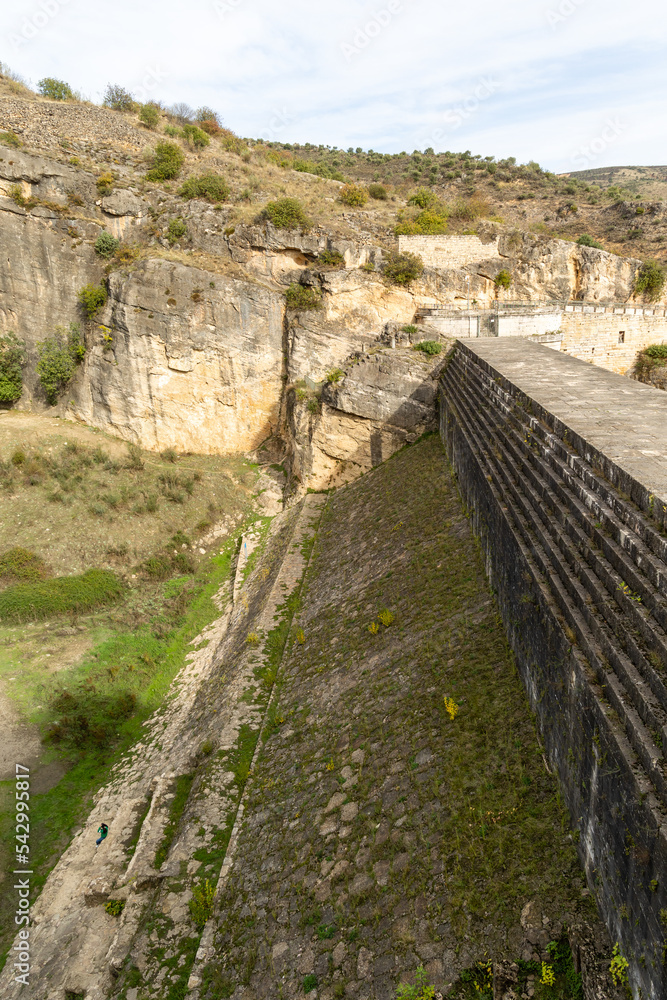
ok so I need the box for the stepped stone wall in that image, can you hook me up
[440,339,667,1000]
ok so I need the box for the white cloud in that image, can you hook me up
[2,0,665,171]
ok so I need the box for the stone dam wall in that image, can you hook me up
[440,339,667,1000]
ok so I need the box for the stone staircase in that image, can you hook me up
[440,341,667,998]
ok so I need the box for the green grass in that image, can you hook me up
[0,569,124,623]
[0,542,238,972]
[154,774,195,869]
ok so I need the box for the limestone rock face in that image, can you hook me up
[287,347,447,491]
[76,259,286,454]
[495,231,642,304]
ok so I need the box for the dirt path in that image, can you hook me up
[0,679,41,779]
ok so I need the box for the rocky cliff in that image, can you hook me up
[0,123,657,491]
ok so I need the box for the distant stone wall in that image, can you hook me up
[398,234,502,269]
[561,303,667,374]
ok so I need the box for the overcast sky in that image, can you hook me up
[2,0,665,172]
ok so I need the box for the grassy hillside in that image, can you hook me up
[2,62,666,265]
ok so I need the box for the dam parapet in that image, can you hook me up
[441,339,667,999]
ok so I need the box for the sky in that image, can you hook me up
[1,0,666,173]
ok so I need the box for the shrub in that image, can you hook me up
[326,368,344,384]
[104,900,126,917]
[7,183,35,209]
[94,231,120,258]
[164,124,181,138]
[219,128,247,155]
[195,107,222,135]
[258,197,310,230]
[47,686,136,750]
[339,183,368,207]
[395,208,448,235]
[577,234,603,249]
[0,548,49,583]
[368,183,387,200]
[383,251,424,286]
[36,323,85,404]
[0,333,26,404]
[179,174,230,203]
[102,84,134,111]
[293,158,345,182]
[181,124,210,149]
[0,568,124,623]
[168,102,194,124]
[318,249,345,268]
[634,259,666,301]
[78,283,108,318]
[644,343,667,359]
[285,284,322,310]
[96,172,114,196]
[494,269,512,289]
[189,880,216,927]
[146,141,185,182]
[38,77,74,101]
[395,965,436,1000]
[139,103,160,130]
[408,188,439,209]
[167,218,187,244]
[413,340,443,356]
[0,131,22,148]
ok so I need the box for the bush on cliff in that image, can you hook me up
[94,231,120,258]
[494,269,512,289]
[634,259,666,302]
[382,251,424,286]
[146,141,185,182]
[179,174,230,203]
[0,333,26,404]
[285,284,322,310]
[257,197,310,231]
[36,323,86,405]
[577,234,603,249]
[78,283,108,319]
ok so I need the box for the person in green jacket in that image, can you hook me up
[96,823,109,847]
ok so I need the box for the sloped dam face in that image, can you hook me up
[441,338,667,1000]
[1,432,606,1000]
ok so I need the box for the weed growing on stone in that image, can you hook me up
[155,774,195,868]
[189,879,217,928]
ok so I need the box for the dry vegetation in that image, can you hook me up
[3,61,666,262]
